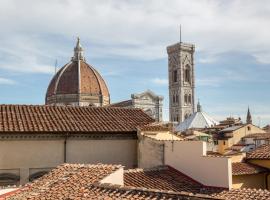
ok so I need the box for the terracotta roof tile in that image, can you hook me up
[6,163,122,200]
[232,162,267,175]
[212,188,270,200]
[138,122,170,132]
[6,164,219,200]
[109,100,133,107]
[243,133,270,139]
[0,105,154,133]
[124,166,223,195]
[246,144,270,160]
[6,163,269,200]
[87,183,219,199]
[46,61,109,98]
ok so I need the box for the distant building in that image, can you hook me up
[46,38,110,107]
[219,117,243,127]
[109,90,163,122]
[175,102,219,132]
[217,124,265,154]
[242,133,270,148]
[263,124,270,132]
[167,42,195,122]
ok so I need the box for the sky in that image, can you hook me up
[0,0,269,126]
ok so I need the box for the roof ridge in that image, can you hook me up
[124,165,168,173]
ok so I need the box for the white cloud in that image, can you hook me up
[151,78,168,85]
[197,78,221,87]
[0,0,270,75]
[0,77,16,85]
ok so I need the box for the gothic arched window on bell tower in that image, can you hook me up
[184,94,188,105]
[173,70,178,82]
[184,65,191,83]
[188,94,191,104]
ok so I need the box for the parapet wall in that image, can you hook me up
[164,141,232,189]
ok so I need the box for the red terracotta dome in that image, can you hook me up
[46,38,110,106]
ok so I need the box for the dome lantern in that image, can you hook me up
[72,37,85,61]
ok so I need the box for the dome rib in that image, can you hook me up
[54,61,73,95]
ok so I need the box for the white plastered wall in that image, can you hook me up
[164,140,232,189]
[100,167,124,186]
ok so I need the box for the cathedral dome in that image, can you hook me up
[46,38,110,106]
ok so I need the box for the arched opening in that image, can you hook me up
[188,94,192,104]
[185,113,189,119]
[29,171,49,182]
[184,94,188,104]
[173,70,178,82]
[185,65,191,83]
[0,173,20,186]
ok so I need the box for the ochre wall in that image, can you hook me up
[67,139,137,168]
[232,173,266,189]
[0,137,137,185]
[0,140,64,184]
[248,160,270,169]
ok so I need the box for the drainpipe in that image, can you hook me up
[266,173,270,189]
[162,143,165,165]
[64,133,68,163]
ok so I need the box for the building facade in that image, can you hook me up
[0,105,153,185]
[167,42,195,122]
[45,38,110,107]
[110,90,163,122]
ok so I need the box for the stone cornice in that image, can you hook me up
[0,132,137,141]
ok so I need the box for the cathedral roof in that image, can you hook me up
[175,103,219,132]
[46,38,109,103]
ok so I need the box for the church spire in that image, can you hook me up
[72,37,85,61]
[246,107,252,124]
[197,100,202,112]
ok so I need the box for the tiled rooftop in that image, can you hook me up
[139,122,170,132]
[0,104,154,133]
[87,183,219,200]
[232,162,267,175]
[5,163,270,200]
[219,125,243,133]
[243,133,270,139]
[6,164,218,200]
[6,163,122,200]
[246,144,270,160]
[108,100,133,107]
[124,166,223,195]
[212,188,270,200]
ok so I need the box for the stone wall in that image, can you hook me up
[137,136,164,168]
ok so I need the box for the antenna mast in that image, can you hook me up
[55,59,58,74]
[180,25,182,43]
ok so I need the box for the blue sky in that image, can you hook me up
[0,0,269,126]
